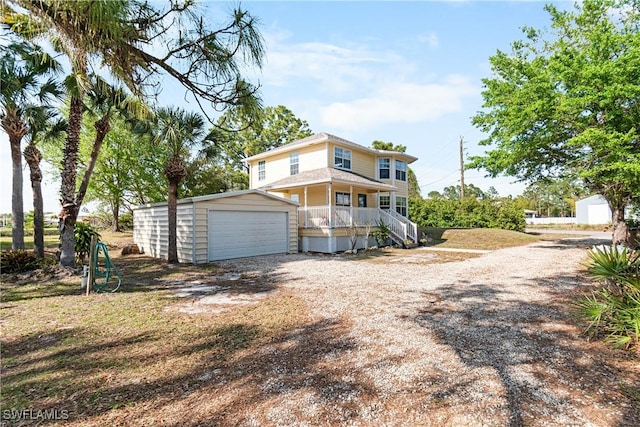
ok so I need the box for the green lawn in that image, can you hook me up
[420,227,572,251]
[0,234,60,251]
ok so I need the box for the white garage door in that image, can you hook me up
[208,210,288,261]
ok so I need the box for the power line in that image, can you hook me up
[418,169,459,189]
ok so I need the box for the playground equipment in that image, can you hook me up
[91,241,122,293]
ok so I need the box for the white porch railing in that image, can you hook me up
[386,209,418,243]
[298,206,417,244]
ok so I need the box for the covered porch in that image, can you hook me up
[259,168,418,251]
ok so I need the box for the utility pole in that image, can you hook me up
[459,136,465,200]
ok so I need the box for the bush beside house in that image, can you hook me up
[410,198,525,232]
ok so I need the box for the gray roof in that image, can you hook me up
[259,167,397,192]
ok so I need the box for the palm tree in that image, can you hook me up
[76,75,150,218]
[0,41,62,252]
[24,109,66,258]
[4,0,265,267]
[151,107,206,263]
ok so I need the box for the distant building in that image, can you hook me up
[576,195,611,225]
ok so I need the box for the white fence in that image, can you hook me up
[526,217,577,225]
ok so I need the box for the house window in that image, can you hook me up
[396,196,407,217]
[395,160,407,181]
[290,152,299,175]
[379,195,390,210]
[379,158,390,179]
[334,147,351,170]
[335,192,351,206]
[258,161,265,181]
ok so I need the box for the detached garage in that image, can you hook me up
[133,190,298,263]
[576,195,611,225]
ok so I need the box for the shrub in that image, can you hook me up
[75,222,101,264]
[1,250,41,274]
[372,220,390,246]
[409,197,525,231]
[577,246,640,349]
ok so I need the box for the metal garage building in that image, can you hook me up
[133,190,298,263]
[575,195,611,225]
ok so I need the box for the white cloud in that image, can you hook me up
[417,32,439,48]
[259,30,410,95]
[319,76,478,131]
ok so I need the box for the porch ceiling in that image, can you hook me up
[259,167,397,192]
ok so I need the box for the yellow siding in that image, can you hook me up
[249,144,328,188]
[304,187,329,205]
[298,144,328,173]
[351,151,375,178]
[394,180,409,197]
[328,142,376,179]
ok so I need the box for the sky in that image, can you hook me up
[0,0,569,215]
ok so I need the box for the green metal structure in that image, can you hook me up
[92,241,122,292]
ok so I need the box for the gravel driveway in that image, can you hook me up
[217,237,639,426]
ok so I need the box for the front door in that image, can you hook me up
[358,194,367,208]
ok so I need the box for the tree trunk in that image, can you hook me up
[167,180,179,263]
[611,204,631,247]
[59,95,84,268]
[111,200,120,232]
[75,114,111,209]
[2,115,27,250]
[24,144,44,259]
[165,154,187,264]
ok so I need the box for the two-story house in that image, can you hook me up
[245,132,418,253]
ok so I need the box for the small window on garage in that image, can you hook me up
[258,161,265,181]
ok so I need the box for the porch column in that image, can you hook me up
[327,183,333,233]
[349,185,353,226]
[304,186,308,228]
[391,191,396,214]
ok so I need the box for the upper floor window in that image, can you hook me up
[258,161,265,181]
[379,158,390,179]
[334,147,351,170]
[395,160,407,181]
[335,192,351,206]
[290,152,299,175]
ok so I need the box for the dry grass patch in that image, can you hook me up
[422,227,577,250]
[0,255,310,425]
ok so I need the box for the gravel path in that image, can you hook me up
[217,238,639,426]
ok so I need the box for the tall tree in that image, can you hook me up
[150,107,206,263]
[0,41,61,252]
[471,0,640,246]
[82,115,163,232]
[214,105,313,172]
[74,76,150,219]
[442,183,486,201]
[4,0,265,267]
[24,109,65,258]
